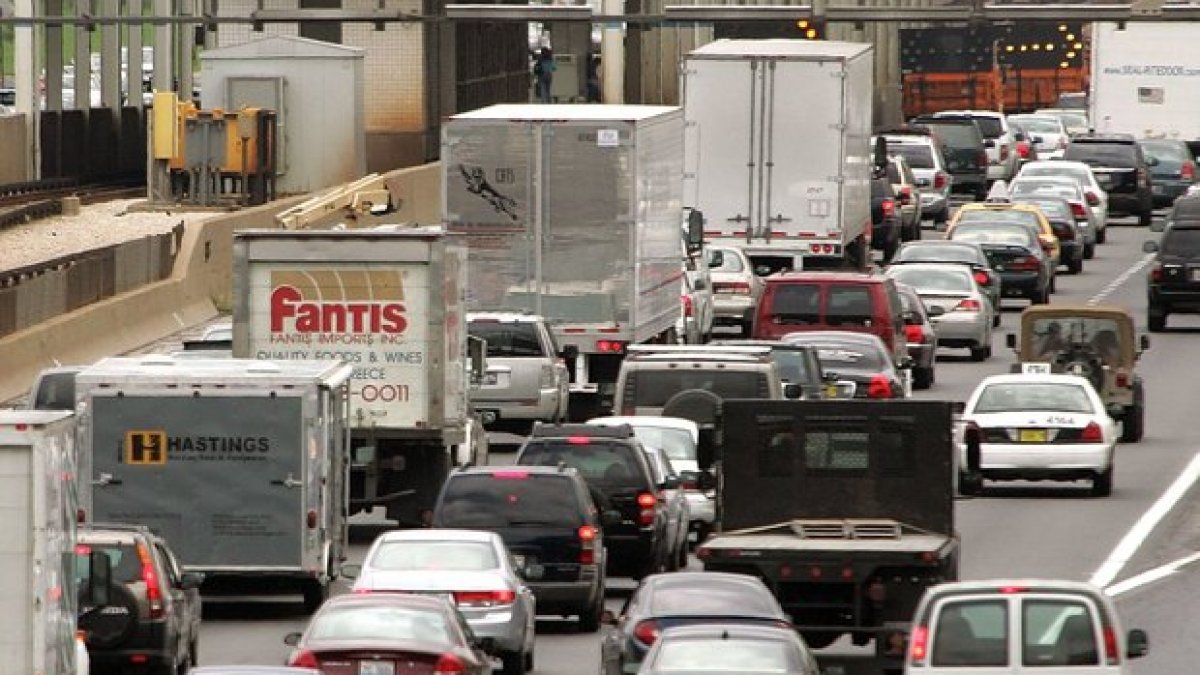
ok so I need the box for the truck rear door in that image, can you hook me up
[0,444,34,673]
[90,396,304,570]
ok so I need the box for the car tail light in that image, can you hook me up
[352,587,373,594]
[1183,161,1196,181]
[1080,422,1103,442]
[973,270,991,286]
[634,620,661,646]
[434,652,466,675]
[75,544,91,556]
[1000,585,1028,594]
[681,294,694,318]
[596,340,626,354]
[904,324,925,343]
[1085,190,1101,206]
[135,541,165,620]
[1038,235,1055,253]
[1102,626,1121,666]
[289,649,320,668]
[909,625,929,665]
[1011,256,1041,271]
[1116,370,1129,388]
[454,590,516,607]
[1138,167,1148,184]
[637,492,657,526]
[1070,201,1088,219]
[977,150,989,168]
[899,186,913,205]
[1150,263,1163,282]
[867,375,893,399]
[492,470,529,479]
[954,298,982,312]
[882,198,896,219]
[567,436,592,445]
[578,524,598,564]
[934,171,948,189]
[1055,224,1076,241]
[714,281,751,295]
[1016,140,1031,159]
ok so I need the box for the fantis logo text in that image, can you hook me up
[269,269,409,334]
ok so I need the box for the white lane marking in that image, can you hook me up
[1090,451,1200,588]
[1087,253,1155,305]
[1106,551,1200,597]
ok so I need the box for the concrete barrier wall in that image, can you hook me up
[0,161,444,403]
[0,115,30,184]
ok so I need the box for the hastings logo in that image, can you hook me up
[270,269,408,334]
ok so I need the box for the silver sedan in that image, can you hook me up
[884,263,994,361]
[342,528,536,674]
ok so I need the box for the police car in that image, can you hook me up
[957,364,1119,497]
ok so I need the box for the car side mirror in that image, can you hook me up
[927,305,946,317]
[783,383,803,399]
[559,345,579,360]
[686,210,705,253]
[708,249,724,268]
[1127,629,1149,658]
[83,550,112,608]
[178,572,205,590]
[1142,240,1159,253]
[1140,334,1151,351]
[1006,333,1017,349]
[340,563,362,579]
[284,632,303,647]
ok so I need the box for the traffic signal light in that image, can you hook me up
[795,19,824,40]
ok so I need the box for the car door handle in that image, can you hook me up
[270,473,303,489]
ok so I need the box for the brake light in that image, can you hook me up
[1070,201,1088,219]
[909,625,929,664]
[135,542,164,620]
[1183,161,1196,181]
[954,298,982,312]
[352,587,372,594]
[973,271,991,286]
[904,324,925,343]
[1000,585,1028,594]
[596,340,626,354]
[434,652,466,675]
[454,590,516,607]
[1080,421,1103,442]
[715,281,751,295]
[1085,190,1101,206]
[1102,626,1120,666]
[1150,263,1163,282]
[1016,140,1031,159]
[578,524,598,542]
[634,620,661,646]
[867,375,893,399]
[882,198,896,219]
[681,294,694,318]
[289,649,320,668]
[568,436,592,445]
[933,171,948,189]
[77,508,86,524]
[492,470,529,479]
[637,492,657,526]
[899,186,913,205]
[578,524,598,564]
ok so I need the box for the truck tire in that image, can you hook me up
[79,582,139,649]
[801,631,841,650]
[1121,382,1145,443]
[302,579,329,614]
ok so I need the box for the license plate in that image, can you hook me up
[1019,429,1048,443]
[513,554,525,568]
[824,385,839,398]
[359,661,395,675]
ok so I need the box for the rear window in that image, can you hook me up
[368,540,498,572]
[1161,227,1200,257]
[896,243,981,265]
[627,426,696,464]
[950,224,1035,247]
[827,285,876,325]
[519,441,649,489]
[74,543,143,586]
[955,209,1040,229]
[805,343,887,374]
[920,122,980,147]
[1139,140,1189,161]
[656,639,793,672]
[1065,142,1137,167]
[1022,599,1099,666]
[468,321,545,358]
[1010,181,1078,201]
[650,578,780,616]
[632,369,769,407]
[32,372,77,410]
[708,248,745,273]
[309,603,452,644]
[888,267,972,294]
[1011,117,1061,133]
[932,599,1009,667]
[436,474,585,528]
[974,383,1093,414]
[889,144,935,169]
[969,116,1004,139]
[772,350,816,384]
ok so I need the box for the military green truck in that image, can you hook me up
[667,393,961,674]
[1006,304,1149,442]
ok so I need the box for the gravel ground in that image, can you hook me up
[0,199,214,272]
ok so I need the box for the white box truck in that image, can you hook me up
[0,410,86,675]
[443,104,692,419]
[232,228,487,528]
[1090,22,1200,144]
[681,39,875,272]
[76,357,353,613]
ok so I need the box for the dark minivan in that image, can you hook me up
[911,114,989,200]
[1144,194,1200,331]
[1064,133,1155,225]
[431,465,608,631]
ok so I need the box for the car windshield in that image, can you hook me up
[956,209,1040,229]
[308,604,452,644]
[889,267,972,294]
[469,321,545,358]
[1054,112,1089,130]
[974,383,1094,414]
[1160,227,1200,257]
[950,223,1035,247]
[655,639,793,673]
[1139,140,1189,161]
[896,243,982,265]
[436,474,585,528]
[889,144,935,169]
[627,426,696,463]
[1011,117,1061,133]
[1028,316,1124,363]
[368,541,499,572]
[633,370,768,406]
[708,248,744,273]
[520,441,648,489]
[1066,143,1137,167]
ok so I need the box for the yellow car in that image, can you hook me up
[946,201,1061,266]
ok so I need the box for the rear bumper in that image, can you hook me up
[968,441,1111,476]
[1105,190,1150,215]
[1152,179,1193,206]
[1149,286,1200,310]
[998,271,1044,296]
[473,388,564,423]
[712,296,755,323]
[463,606,528,652]
[528,577,600,615]
[930,313,988,345]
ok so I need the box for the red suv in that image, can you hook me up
[751,272,908,364]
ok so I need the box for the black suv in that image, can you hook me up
[910,115,989,200]
[76,523,204,674]
[431,464,608,631]
[871,176,901,262]
[515,423,671,581]
[1065,133,1155,225]
[1144,194,1200,331]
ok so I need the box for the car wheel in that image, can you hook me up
[525,648,535,672]
[1139,207,1153,227]
[913,366,934,390]
[969,344,990,362]
[1069,254,1083,275]
[676,538,689,570]
[1092,466,1114,497]
[578,591,604,633]
[190,640,199,671]
[1084,242,1096,259]
[958,472,982,496]
[502,649,528,675]
[301,579,329,615]
[992,311,1002,328]
[1148,307,1167,332]
[1097,226,1107,244]
[1121,382,1145,443]
[175,649,194,675]
[1049,273,1057,294]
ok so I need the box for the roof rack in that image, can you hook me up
[530,422,634,439]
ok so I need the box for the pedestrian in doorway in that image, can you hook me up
[534,47,555,103]
[587,55,601,103]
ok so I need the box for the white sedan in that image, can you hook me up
[958,372,1118,497]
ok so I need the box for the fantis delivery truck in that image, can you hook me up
[233,227,487,528]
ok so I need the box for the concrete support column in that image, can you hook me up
[129,0,145,109]
[100,0,122,107]
[46,0,64,111]
[75,0,93,109]
[179,0,196,102]
[14,0,38,178]
[153,0,174,93]
[601,0,624,103]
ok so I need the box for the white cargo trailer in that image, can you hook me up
[682,39,875,272]
[0,411,83,675]
[442,104,687,419]
[233,228,487,528]
[76,357,353,613]
[1090,22,1200,143]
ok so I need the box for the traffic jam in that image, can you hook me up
[11,20,1200,675]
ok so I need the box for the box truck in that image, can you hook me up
[443,104,693,419]
[233,228,487,528]
[681,39,875,272]
[76,357,353,612]
[1090,22,1200,145]
[0,410,88,675]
